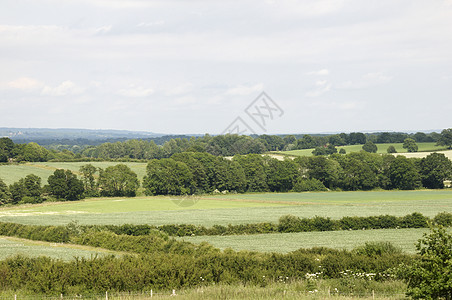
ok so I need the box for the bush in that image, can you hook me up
[433,212,452,227]
[354,242,402,256]
[292,178,327,192]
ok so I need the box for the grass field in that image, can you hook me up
[276,142,447,157]
[0,236,123,261]
[182,228,432,254]
[0,161,148,185]
[0,190,450,226]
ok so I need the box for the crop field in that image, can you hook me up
[0,236,123,260]
[276,142,447,157]
[182,228,431,254]
[0,190,450,227]
[0,161,148,185]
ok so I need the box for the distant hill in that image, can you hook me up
[0,128,164,142]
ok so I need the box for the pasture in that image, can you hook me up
[0,190,450,227]
[0,161,148,185]
[182,228,431,254]
[276,142,447,157]
[0,236,123,260]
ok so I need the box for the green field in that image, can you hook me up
[0,236,123,260]
[276,142,446,157]
[182,228,431,254]
[1,190,450,227]
[0,161,148,185]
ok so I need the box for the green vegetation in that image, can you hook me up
[277,142,446,157]
[183,228,430,254]
[0,236,123,261]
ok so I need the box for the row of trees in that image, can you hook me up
[142,151,452,195]
[2,129,452,162]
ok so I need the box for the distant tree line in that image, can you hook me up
[2,129,452,163]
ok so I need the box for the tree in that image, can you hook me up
[387,145,397,153]
[0,137,15,162]
[79,164,99,196]
[98,164,140,197]
[47,169,84,200]
[9,174,42,204]
[233,154,268,192]
[401,226,452,299]
[143,158,194,195]
[403,138,418,152]
[419,153,452,189]
[362,141,377,153]
[306,156,342,189]
[264,157,298,192]
[0,178,9,205]
[388,156,421,190]
[339,148,346,154]
[437,128,452,150]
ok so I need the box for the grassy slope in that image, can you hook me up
[0,190,451,226]
[0,161,148,185]
[182,228,432,254]
[276,142,446,157]
[0,236,124,261]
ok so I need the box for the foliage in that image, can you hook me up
[8,174,42,204]
[98,164,140,197]
[362,141,377,153]
[79,164,99,196]
[419,153,452,189]
[386,145,397,153]
[437,128,452,149]
[433,212,452,227]
[291,178,327,192]
[400,226,452,299]
[403,138,418,152]
[388,156,421,190]
[143,158,194,195]
[0,178,9,204]
[47,169,84,200]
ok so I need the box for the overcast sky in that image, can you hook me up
[1,0,451,134]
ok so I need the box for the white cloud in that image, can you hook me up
[118,85,154,97]
[95,25,112,34]
[164,83,193,96]
[337,72,393,89]
[137,21,165,27]
[42,81,85,96]
[226,83,264,96]
[6,77,43,90]
[307,69,330,76]
[305,80,331,97]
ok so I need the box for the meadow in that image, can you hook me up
[0,161,148,185]
[1,190,451,227]
[276,142,447,157]
[0,236,123,260]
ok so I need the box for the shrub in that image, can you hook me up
[433,212,452,227]
[292,178,327,192]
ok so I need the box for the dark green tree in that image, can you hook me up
[305,156,342,189]
[388,156,421,190]
[419,153,452,189]
[401,226,452,299]
[437,128,452,149]
[0,137,15,162]
[79,164,99,196]
[143,158,194,195]
[264,157,298,192]
[362,141,378,153]
[98,164,140,197]
[387,145,397,153]
[233,154,268,192]
[0,178,10,205]
[403,138,418,152]
[47,169,84,200]
[9,174,42,204]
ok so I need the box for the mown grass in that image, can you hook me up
[0,190,450,226]
[182,228,431,254]
[276,142,446,157]
[0,161,148,185]
[0,236,123,261]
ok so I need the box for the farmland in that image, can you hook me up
[275,142,448,157]
[1,190,451,227]
[0,161,148,185]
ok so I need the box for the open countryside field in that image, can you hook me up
[0,236,123,260]
[0,161,148,185]
[275,142,448,157]
[1,190,451,227]
[182,228,432,254]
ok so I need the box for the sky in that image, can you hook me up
[1,0,452,135]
